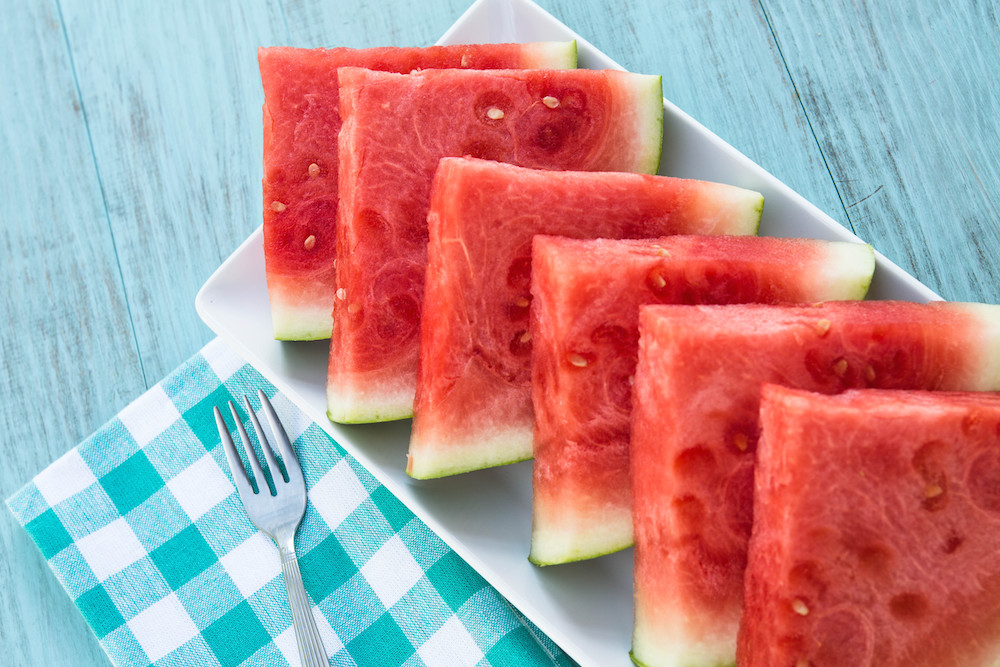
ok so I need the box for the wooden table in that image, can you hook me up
[3,0,997,663]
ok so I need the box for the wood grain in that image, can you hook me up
[4,0,1000,665]
[0,2,143,665]
[761,0,1000,301]
[56,0,286,383]
[537,0,850,230]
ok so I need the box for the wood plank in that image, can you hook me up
[279,0,470,47]
[762,0,1000,301]
[0,2,144,665]
[536,0,849,230]
[57,0,288,383]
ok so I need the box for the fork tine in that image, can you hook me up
[258,389,303,483]
[229,400,270,495]
[214,407,256,500]
[244,395,286,484]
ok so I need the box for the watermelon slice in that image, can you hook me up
[406,159,763,479]
[259,42,577,340]
[630,301,1000,667]
[328,68,665,423]
[528,235,875,566]
[741,385,1000,667]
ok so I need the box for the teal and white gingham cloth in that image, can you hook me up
[6,338,573,667]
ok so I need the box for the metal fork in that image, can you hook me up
[214,390,327,667]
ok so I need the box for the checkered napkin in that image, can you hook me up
[7,338,573,667]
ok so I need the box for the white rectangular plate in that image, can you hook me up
[196,1,938,664]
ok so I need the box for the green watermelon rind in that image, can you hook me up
[407,431,532,480]
[272,305,335,342]
[634,74,665,175]
[818,242,876,300]
[528,530,631,567]
[631,616,738,667]
[326,385,414,424]
[525,40,579,69]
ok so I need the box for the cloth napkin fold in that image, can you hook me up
[7,338,573,667]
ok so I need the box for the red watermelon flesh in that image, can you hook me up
[406,159,762,479]
[630,301,1000,667]
[259,42,577,340]
[528,235,875,566]
[328,69,664,424]
[741,384,1000,667]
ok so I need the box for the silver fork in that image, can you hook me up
[214,390,327,667]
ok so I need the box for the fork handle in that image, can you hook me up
[280,547,328,667]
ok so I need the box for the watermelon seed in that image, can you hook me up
[815,318,831,336]
[461,54,470,67]
[733,434,749,452]
[924,483,944,499]
[865,364,876,383]
[796,660,810,667]
[646,269,667,290]
[336,288,346,301]
[308,163,320,178]
[271,201,286,212]
[519,331,532,344]
[568,353,588,368]
[303,235,316,250]
[832,358,849,377]
[515,296,530,308]
[347,303,361,314]
[542,95,560,108]
[627,375,634,386]
[486,107,505,120]
[791,598,810,616]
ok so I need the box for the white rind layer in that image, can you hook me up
[270,301,334,341]
[629,74,664,175]
[959,302,1000,390]
[524,40,579,69]
[810,242,876,300]
[529,508,632,566]
[407,428,532,479]
[631,603,737,667]
[326,381,414,424]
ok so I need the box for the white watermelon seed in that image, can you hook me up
[649,271,667,289]
[792,599,810,616]
[815,319,831,336]
[865,364,876,382]
[627,375,634,386]
[568,353,588,368]
[347,302,361,314]
[925,483,944,498]
[542,95,560,108]
[520,331,532,344]
[303,235,316,250]
[832,358,849,377]
[461,54,470,67]
[733,434,749,452]
[271,201,286,212]
[308,162,320,177]
[515,296,530,308]
[487,107,505,120]
[336,288,346,300]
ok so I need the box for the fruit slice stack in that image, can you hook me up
[630,301,1000,667]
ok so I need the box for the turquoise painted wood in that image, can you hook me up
[1,0,997,664]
